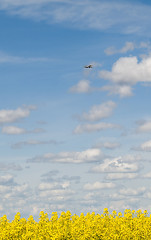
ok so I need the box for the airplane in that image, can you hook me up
[84,64,93,68]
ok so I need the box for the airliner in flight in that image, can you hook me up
[84,64,93,68]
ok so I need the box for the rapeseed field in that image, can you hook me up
[0,208,151,239]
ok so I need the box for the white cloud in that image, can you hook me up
[94,141,120,149]
[105,173,139,180]
[0,174,14,184]
[144,192,151,199]
[99,56,151,85]
[136,121,151,133]
[139,42,151,49]
[92,156,141,173]
[119,154,142,162]
[105,41,151,56]
[119,42,135,53]
[0,0,72,8]
[79,101,116,122]
[39,188,74,199]
[136,140,151,151]
[38,181,70,191]
[0,51,51,64]
[74,122,120,134]
[0,163,22,171]
[28,148,103,164]
[1,126,45,135]
[11,139,59,148]
[13,184,30,196]
[30,128,45,133]
[142,171,151,178]
[99,55,151,97]
[101,84,133,98]
[0,185,10,193]
[119,187,146,196]
[2,126,26,134]
[0,172,77,220]
[37,177,74,203]
[83,192,95,200]
[0,1,151,36]
[104,47,117,56]
[69,80,92,93]
[0,179,30,198]
[84,181,115,190]
[0,105,36,123]
[105,42,135,55]
[62,181,70,188]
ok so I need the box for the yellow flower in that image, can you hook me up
[0,209,151,239]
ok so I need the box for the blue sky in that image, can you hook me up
[1,0,151,220]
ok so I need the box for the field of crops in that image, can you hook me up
[0,208,151,239]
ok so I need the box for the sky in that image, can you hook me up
[1,0,151,220]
